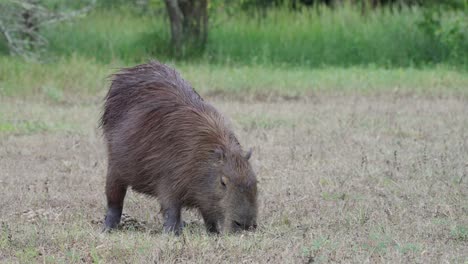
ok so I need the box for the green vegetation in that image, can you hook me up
[1,56,467,99]
[1,2,467,68]
[1,1,466,100]
[207,5,466,67]
[43,10,169,63]
[451,225,468,241]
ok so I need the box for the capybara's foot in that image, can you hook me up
[162,206,182,235]
[103,207,122,232]
[163,222,183,235]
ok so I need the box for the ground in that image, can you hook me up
[0,93,467,263]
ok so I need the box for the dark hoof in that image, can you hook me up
[103,207,122,232]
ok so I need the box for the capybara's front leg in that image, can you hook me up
[103,176,127,232]
[162,205,182,235]
[200,210,219,234]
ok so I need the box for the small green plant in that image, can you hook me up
[16,246,40,263]
[396,243,421,254]
[312,237,330,251]
[451,225,468,241]
[89,246,102,263]
[0,222,12,249]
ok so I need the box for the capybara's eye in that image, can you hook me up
[220,177,227,188]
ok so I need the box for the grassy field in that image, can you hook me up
[0,66,467,262]
[1,1,467,262]
[1,57,468,101]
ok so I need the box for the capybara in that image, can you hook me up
[100,61,258,234]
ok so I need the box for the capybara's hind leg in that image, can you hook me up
[162,204,183,235]
[103,176,127,231]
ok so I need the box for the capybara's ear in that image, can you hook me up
[213,147,225,162]
[244,148,253,160]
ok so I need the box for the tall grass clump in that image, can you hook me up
[42,9,170,63]
[206,3,459,67]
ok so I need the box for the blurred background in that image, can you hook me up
[1,0,467,64]
[0,0,467,99]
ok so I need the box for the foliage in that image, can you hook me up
[0,0,466,68]
[418,0,468,65]
[206,4,463,67]
[42,9,169,63]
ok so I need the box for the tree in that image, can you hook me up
[163,0,208,57]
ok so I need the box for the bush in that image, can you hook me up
[418,1,468,65]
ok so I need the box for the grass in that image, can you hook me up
[207,4,439,67]
[1,3,466,67]
[1,56,468,101]
[42,9,169,63]
[0,93,467,262]
[0,56,110,99]
[0,3,467,262]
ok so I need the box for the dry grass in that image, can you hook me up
[0,93,467,263]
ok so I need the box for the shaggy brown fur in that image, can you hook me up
[100,61,257,234]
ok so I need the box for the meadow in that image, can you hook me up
[0,2,467,263]
[0,88,467,263]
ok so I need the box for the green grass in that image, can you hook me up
[0,55,110,99]
[1,3,465,67]
[451,225,468,241]
[0,119,78,134]
[43,9,170,63]
[206,4,443,67]
[1,56,467,100]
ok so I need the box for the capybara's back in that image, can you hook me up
[101,61,258,234]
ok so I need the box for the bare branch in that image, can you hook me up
[0,0,96,60]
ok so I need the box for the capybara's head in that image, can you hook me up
[213,148,258,233]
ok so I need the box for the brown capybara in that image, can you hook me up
[100,61,258,234]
